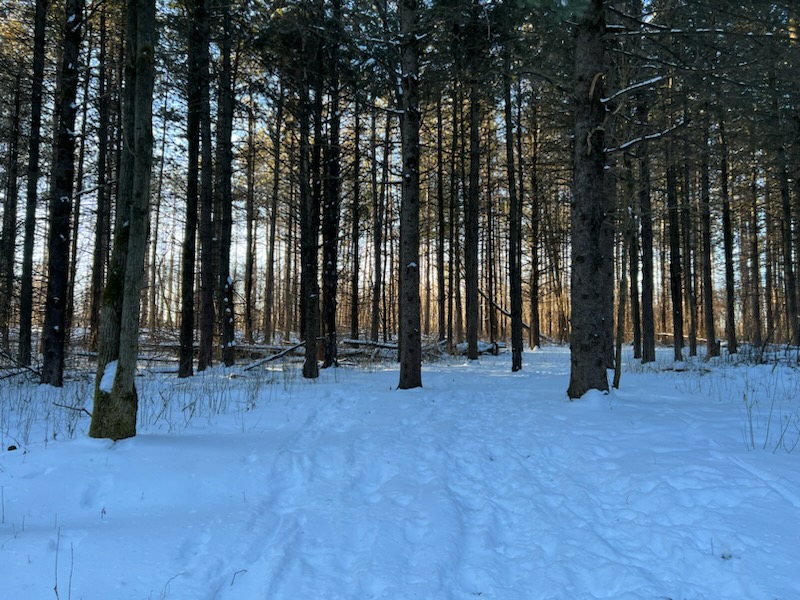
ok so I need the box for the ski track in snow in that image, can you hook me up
[1,348,799,599]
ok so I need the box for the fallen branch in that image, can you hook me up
[242,342,304,371]
[53,403,92,418]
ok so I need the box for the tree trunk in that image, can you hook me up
[300,79,320,379]
[567,0,611,399]
[89,7,111,351]
[666,156,683,362]
[700,112,718,356]
[18,0,48,366]
[465,48,481,361]
[719,120,738,354]
[322,5,342,368]
[638,97,656,363]
[749,154,763,347]
[436,97,446,343]
[504,53,522,372]
[244,103,256,343]
[0,72,22,351]
[397,0,422,389]
[42,0,84,386]
[216,0,235,366]
[351,100,361,340]
[90,0,155,440]
[264,86,284,343]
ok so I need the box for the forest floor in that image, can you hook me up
[1,346,798,599]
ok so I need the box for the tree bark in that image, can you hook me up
[18,0,48,367]
[504,51,523,372]
[666,155,683,362]
[638,96,655,363]
[42,0,84,386]
[700,111,718,356]
[397,0,422,389]
[567,0,611,399]
[719,120,738,354]
[90,0,155,440]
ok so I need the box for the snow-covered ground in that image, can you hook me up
[1,346,798,599]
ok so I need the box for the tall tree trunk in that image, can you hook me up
[638,97,655,363]
[666,155,683,362]
[681,135,697,356]
[749,154,763,347]
[300,79,320,379]
[243,103,256,343]
[322,4,342,368]
[148,88,168,336]
[0,72,22,351]
[568,0,611,398]
[350,100,361,340]
[178,0,207,377]
[465,43,481,361]
[90,0,155,439]
[700,112,718,356]
[264,86,284,342]
[89,7,111,351]
[397,0,422,389]
[197,0,214,372]
[527,99,541,349]
[371,103,388,342]
[42,0,84,386]
[436,97,446,343]
[719,120,737,354]
[216,0,235,366]
[18,0,49,366]
[504,52,522,371]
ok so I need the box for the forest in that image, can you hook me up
[0,0,798,438]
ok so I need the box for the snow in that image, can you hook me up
[99,359,117,393]
[1,347,798,599]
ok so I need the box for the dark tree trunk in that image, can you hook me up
[625,155,642,360]
[300,80,320,379]
[350,101,361,340]
[666,156,683,362]
[18,0,49,366]
[42,0,84,386]
[89,8,111,351]
[436,97,446,343]
[264,86,284,343]
[638,97,655,363]
[504,52,522,372]
[719,120,738,354]
[700,112,718,356]
[178,0,207,377]
[465,52,480,361]
[681,135,697,356]
[0,72,22,351]
[244,103,256,343]
[197,0,214,372]
[527,99,541,349]
[215,0,235,366]
[749,156,763,347]
[370,103,388,343]
[397,0,422,389]
[567,0,611,399]
[322,4,342,368]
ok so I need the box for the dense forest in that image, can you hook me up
[0,0,798,436]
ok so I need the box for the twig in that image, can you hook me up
[230,569,248,586]
[53,403,92,418]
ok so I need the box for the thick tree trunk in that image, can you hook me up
[244,104,256,343]
[370,104,388,342]
[567,0,611,399]
[436,98,446,343]
[42,0,84,386]
[397,0,422,389]
[527,100,541,349]
[749,156,763,347]
[90,0,155,440]
[681,135,697,356]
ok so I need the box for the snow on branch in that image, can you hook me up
[606,118,686,154]
[601,75,669,105]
